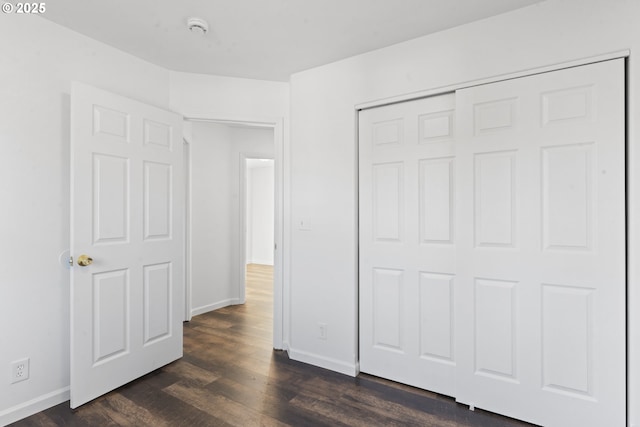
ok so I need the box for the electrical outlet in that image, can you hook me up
[11,358,29,384]
[318,323,327,340]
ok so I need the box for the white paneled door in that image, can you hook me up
[359,93,458,397]
[70,83,184,408]
[359,59,625,427]
[455,59,625,427]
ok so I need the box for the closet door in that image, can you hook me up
[359,93,457,397]
[454,59,625,427]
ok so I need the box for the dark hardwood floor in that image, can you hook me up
[12,264,533,426]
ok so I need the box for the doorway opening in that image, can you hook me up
[242,157,275,305]
[183,117,285,350]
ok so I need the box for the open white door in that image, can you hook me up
[70,82,184,408]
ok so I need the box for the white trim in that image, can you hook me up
[353,109,361,375]
[0,387,70,426]
[183,138,192,322]
[183,115,286,350]
[626,53,638,427]
[288,348,358,377]
[183,113,280,127]
[273,117,286,350]
[356,50,630,111]
[191,298,244,317]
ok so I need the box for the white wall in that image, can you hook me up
[288,1,640,424]
[170,71,289,121]
[247,161,275,265]
[0,14,288,425]
[189,122,234,314]
[188,124,274,315]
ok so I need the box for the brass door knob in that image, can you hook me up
[77,255,93,267]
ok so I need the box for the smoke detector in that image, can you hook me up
[187,17,209,35]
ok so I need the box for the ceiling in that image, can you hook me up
[41,0,543,82]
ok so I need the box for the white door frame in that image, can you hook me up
[183,138,192,322]
[182,114,286,350]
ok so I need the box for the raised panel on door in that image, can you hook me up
[92,154,129,245]
[542,143,594,251]
[360,93,457,397]
[455,59,625,427]
[419,272,454,362]
[541,86,593,126]
[542,284,594,398]
[92,269,129,364]
[144,161,172,240]
[419,158,454,244]
[372,163,403,242]
[143,119,173,150]
[419,110,454,143]
[373,118,403,147]
[372,268,404,351]
[474,98,517,135]
[143,262,172,344]
[474,278,517,381]
[71,82,184,408]
[473,151,517,248]
[92,105,130,142]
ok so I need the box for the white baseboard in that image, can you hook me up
[288,348,358,377]
[0,386,69,426]
[190,298,244,317]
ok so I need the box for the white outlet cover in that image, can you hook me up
[10,358,29,384]
[318,323,327,340]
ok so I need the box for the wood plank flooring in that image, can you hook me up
[11,264,534,426]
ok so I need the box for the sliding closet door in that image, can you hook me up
[454,59,625,427]
[359,93,457,397]
[359,59,625,427]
